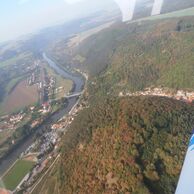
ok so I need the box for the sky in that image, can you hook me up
[0,0,114,43]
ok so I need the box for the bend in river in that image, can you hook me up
[0,53,85,176]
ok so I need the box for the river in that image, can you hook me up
[0,53,85,176]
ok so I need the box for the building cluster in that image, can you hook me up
[27,60,56,106]
[40,73,55,109]
[119,87,194,103]
[44,76,55,92]
[30,119,41,128]
[39,131,58,157]
[38,102,51,114]
[50,99,87,133]
[21,130,58,160]
[27,62,40,86]
[51,122,66,130]
[21,142,37,158]
[175,90,194,102]
[0,113,26,132]
[9,113,25,123]
[18,87,88,192]
[28,72,36,85]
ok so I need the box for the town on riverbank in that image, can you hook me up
[0,55,87,193]
[119,87,194,103]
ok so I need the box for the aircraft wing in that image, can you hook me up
[175,133,194,194]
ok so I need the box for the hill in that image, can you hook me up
[33,12,194,194]
[162,0,194,13]
[37,96,194,194]
[50,17,194,93]
[72,17,194,94]
[134,0,194,19]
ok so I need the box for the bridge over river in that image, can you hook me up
[64,92,83,99]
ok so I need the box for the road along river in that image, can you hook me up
[0,53,85,176]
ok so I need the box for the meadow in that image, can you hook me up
[0,159,35,191]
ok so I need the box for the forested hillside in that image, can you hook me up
[74,17,194,93]
[37,14,194,194]
[38,96,194,194]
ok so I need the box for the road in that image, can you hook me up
[29,154,60,194]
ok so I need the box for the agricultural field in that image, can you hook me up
[0,159,35,191]
[5,76,24,94]
[0,49,36,115]
[1,79,39,115]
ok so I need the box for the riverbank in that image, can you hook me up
[0,53,85,178]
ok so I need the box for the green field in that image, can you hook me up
[0,52,31,68]
[0,159,35,191]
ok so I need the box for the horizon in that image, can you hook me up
[0,0,115,43]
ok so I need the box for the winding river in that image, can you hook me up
[0,53,85,176]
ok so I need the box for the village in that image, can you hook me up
[0,52,89,193]
[0,56,77,146]
[15,95,88,193]
[119,87,194,103]
[0,91,88,193]
[0,113,26,132]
